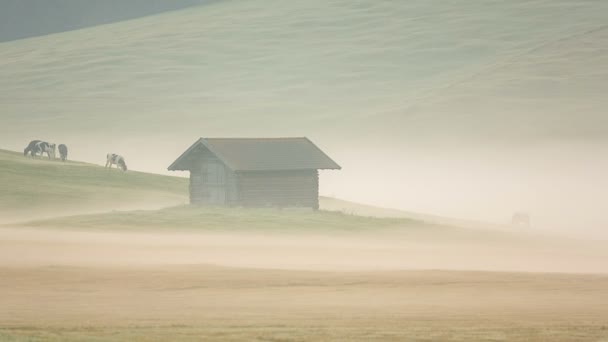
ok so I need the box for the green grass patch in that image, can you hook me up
[0,149,187,214]
[20,205,427,233]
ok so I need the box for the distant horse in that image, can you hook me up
[35,141,56,159]
[24,140,56,159]
[106,153,128,171]
[511,212,531,228]
[58,144,68,162]
[24,140,41,157]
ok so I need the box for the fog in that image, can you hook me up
[2,227,607,273]
[324,141,608,238]
[2,233,607,341]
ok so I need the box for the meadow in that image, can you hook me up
[0,149,187,222]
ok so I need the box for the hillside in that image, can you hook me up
[18,205,426,233]
[1,1,606,151]
[0,0,608,144]
[1,0,607,232]
[321,197,504,230]
[0,148,441,226]
[0,149,188,222]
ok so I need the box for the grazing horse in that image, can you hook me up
[23,140,41,157]
[511,212,531,228]
[58,144,68,162]
[106,153,128,171]
[24,140,56,159]
[35,141,56,159]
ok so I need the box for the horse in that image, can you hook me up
[511,212,531,228]
[105,153,128,172]
[35,141,56,159]
[58,144,68,162]
[24,140,56,159]
[23,140,41,157]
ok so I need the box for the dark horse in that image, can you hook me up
[58,144,68,162]
[24,140,56,159]
[23,140,41,156]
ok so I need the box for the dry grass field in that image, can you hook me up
[1,226,607,341]
[0,265,608,341]
[1,265,608,341]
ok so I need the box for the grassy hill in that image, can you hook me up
[1,0,606,231]
[0,149,188,222]
[0,148,440,228]
[18,205,426,233]
[1,0,606,151]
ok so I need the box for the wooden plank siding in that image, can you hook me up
[187,145,238,206]
[237,170,319,209]
[189,169,204,204]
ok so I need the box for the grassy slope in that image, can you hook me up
[2,1,606,230]
[0,149,187,220]
[21,204,546,247]
[0,0,606,152]
[0,147,571,239]
[321,196,501,229]
[19,205,425,233]
[0,148,439,230]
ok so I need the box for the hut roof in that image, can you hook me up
[168,137,341,171]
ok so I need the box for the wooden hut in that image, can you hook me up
[168,138,341,209]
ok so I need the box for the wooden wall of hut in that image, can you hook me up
[236,170,319,209]
[187,146,237,206]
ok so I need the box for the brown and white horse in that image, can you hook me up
[24,140,56,159]
[105,153,128,171]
